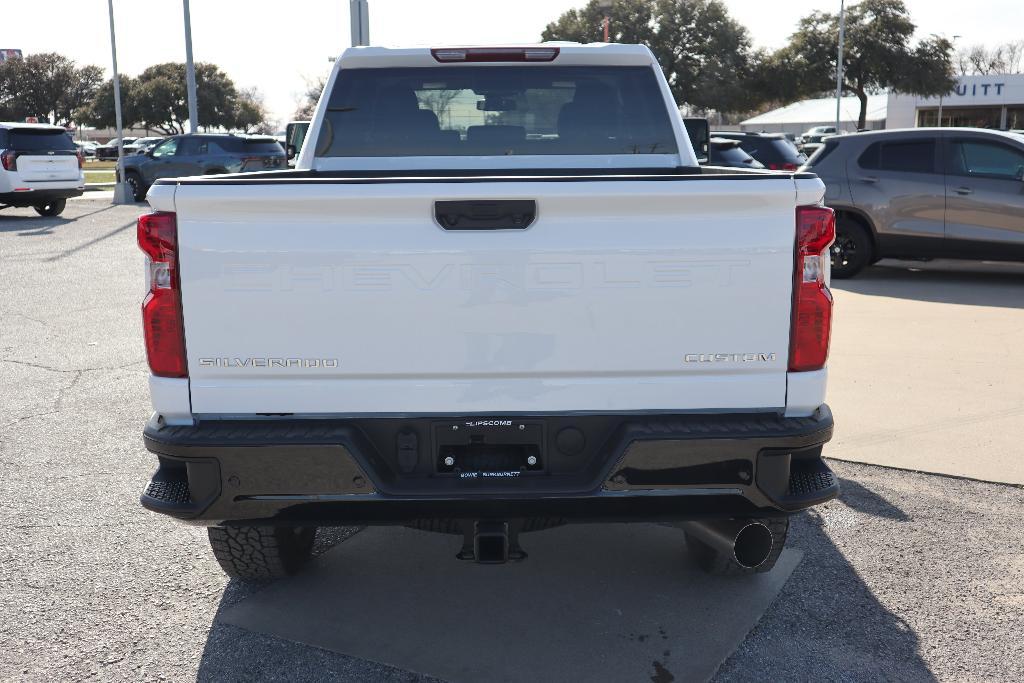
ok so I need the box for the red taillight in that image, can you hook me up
[789,206,835,372]
[76,149,84,169]
[137,212,187,378]
[431,47,559,62]
[0,149,16,171]
[781,162,799,171]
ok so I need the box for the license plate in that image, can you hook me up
[433,420,545,476]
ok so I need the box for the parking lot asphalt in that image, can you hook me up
[829,259,1024,485]
[2,200,1023,682]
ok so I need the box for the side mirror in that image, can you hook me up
[287,145,297,160]
[683,117,710,164]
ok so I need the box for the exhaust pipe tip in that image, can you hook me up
[732,522,774,569]
[681,519,777,570]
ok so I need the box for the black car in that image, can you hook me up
[94,137,138,161]
[711,132,807,171]
[707,137,764,169]
[122,134,286,201]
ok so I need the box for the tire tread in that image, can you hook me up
[207,525,315,580]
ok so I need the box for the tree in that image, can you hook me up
[0,52,103,125]
[0,59,24,121]
[134,62,239,134]
[234,87,272,133]
[294,77,325,120]
[77,75,140,130]
[956,41,1024,75]
[782,0,956,129]
[542,0,758,113]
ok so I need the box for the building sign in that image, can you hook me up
[0,49,23,62]
[886,73,1024,129]
[930,74,1024,106]
[953,82,1006,97]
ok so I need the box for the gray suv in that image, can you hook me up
[804,128,1024,278]
[122,134,285,201]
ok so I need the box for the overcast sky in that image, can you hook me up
[8,0,1022,128]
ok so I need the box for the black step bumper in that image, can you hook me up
[141,407,837,526]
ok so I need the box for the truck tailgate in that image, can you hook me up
[173,177,799,415]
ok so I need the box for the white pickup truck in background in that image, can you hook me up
[137,43,838,579]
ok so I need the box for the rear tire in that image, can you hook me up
[125,171,146,202]
[830,217,873,279]
[207,525,317,580]
[33,200,66,217]
[685,517,789,576]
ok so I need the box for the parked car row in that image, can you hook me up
[122,133,286,201]
[75,140,99,158]
[711,131,807,170]
[2,128,286,209]
[689,121,1023,278]
[796,126,847,156]
[804,127,1024,277]
[93,136,138,160]
[91,136,169,160]
[708,137,763,169]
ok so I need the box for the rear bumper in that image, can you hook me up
[141,407,837,526]
[0,187,84,206]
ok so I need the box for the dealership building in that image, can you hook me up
[741,74,1024,134]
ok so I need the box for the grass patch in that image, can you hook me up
[84,169,116,185]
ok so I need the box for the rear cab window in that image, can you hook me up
[859,138,938,174]
[315,65,678,159]
[8,128,77,153]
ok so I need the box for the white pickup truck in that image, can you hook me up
[138,43,838,579]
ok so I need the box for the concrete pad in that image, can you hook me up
[828,260,1024,485]
[218,525,801,683]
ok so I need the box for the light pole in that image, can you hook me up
[835,0,846,132]
[937,35,961,127]
[350,0,370,47]
[106,0,132,204]
[183,0,199,133]
[596,0,613,42]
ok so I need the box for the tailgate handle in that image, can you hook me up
[434,200,536,230]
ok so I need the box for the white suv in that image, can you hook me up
[0,123,85,216]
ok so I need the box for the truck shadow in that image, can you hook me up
[833,260,1024,309]
[194,471,935,682]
